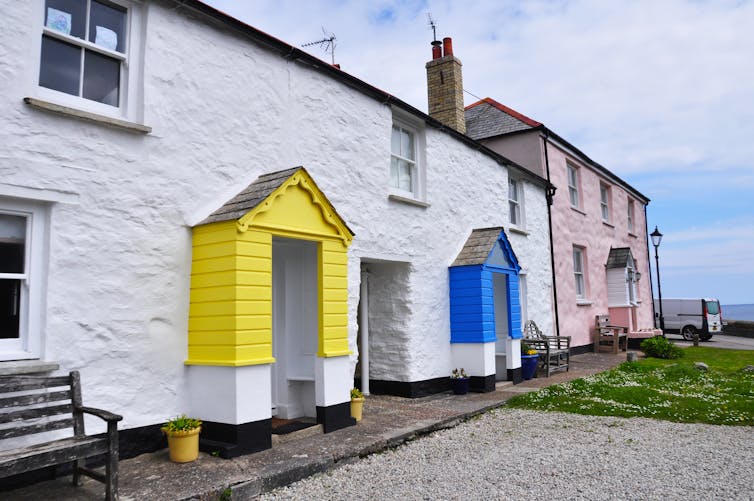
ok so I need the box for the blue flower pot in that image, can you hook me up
[451,377,470,395]
[521,354,539,380]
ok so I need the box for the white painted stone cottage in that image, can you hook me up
[0,0,554,458]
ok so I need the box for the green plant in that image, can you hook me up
[641,336,685,359]
[350,388,364,399]
[162,414,202,433]
[521,342,538,356]
[451,368,468,379]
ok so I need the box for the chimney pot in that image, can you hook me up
[442,37,453,57]
[431,40,442,60]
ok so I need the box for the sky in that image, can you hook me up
[202,0,754,305]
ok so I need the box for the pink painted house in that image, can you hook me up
[465,98,660,349]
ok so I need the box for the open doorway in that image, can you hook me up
[271,237,318,420]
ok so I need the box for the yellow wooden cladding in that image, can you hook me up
[187,168,353,366]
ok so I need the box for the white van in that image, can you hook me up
[654,298,723,341]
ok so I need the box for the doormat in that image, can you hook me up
[271,417,317,435]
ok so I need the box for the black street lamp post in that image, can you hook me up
[650,226,665,334]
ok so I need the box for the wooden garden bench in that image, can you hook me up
[0,371,122,500]
[522,320,571,377]
[595,315,628,353]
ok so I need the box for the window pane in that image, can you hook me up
[509,179,518,202]
[0,214,26,274]
[45,0,86,39]
[568,166,576,186]
[390,157,399,188]
[601,204,609,220]
[39,35,81,96]
[399,160,412,191]
[89,0,127,52]
[401,129,414,160]
[509,201,519,225]
[0,279,21,339]
[83,49,120,106]
[391,126,400,155]
[569,187,578,207]
[573,248,582,273]
[600,185,608,203]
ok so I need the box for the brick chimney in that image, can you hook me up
[426,37,466,134]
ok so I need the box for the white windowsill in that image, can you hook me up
[628,232,638,238]
[576,299,593,306]
[388,193,430,208]
[24,97,151,134]
[602,221,614,228]
[509,227,529,236]
[0,360,60,376]
[570,206,587,216]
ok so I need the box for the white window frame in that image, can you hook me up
[0,199,48,361]
[626,255,637,305]
[567,163,580,209]
[508,178,525,229]
[627,199,635,233]
[389,113,426,203]
[518,273,528,324]
[573,246,586,299]
[30,0,145,123]
[600,183,611,222]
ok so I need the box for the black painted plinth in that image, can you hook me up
[508,367,523,384]
[316,402,355,433]
[200,419,271,459]
[469,374,496,392]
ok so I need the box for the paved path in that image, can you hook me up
[4,352,627,500]
[671,333,754,350]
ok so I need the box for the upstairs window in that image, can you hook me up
[600,183,611,222]
[508,178,522,227]
[40,0,128,107]
[573,246,586,299]
[567,164,580,209]
[627,200,635,233]
[390,123,416,193]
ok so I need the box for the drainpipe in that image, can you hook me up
[543,130,561,336]
[644,205,657,325]
[359,268,370,395]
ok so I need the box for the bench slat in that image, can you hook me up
[0,390,71,409]
[0,403,73,424]
[0,435,108,478]
[0,376,71,393]
[0,417,74,440]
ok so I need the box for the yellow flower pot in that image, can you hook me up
[164,427,201,463]
[350,397,365,422]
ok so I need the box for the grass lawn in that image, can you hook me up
[507,347,754,425]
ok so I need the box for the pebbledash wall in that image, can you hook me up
[0,0,552,456]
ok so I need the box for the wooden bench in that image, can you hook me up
[0,371,122,500]
[595,315,628,353]
[523,320,571,377]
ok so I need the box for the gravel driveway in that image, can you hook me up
[262,408,754,500]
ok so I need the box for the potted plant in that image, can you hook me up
[162,414,202,463]
[520,341,539,380]
[350,388,365,422]
[450,368,470,395]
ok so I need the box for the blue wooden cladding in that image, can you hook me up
[449,230,522,343]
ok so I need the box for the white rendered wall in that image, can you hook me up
[0,1,554,432]
[187,365,272,424]
[450,343,496,377]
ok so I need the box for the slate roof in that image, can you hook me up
[606,247,634,269]
[464,98,541,141]
[199,167,302,225]
[452,227,508,266]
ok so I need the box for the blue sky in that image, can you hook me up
[202,0,754,305]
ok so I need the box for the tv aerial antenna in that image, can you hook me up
[427,12,438,42]
[302,28,337,65]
